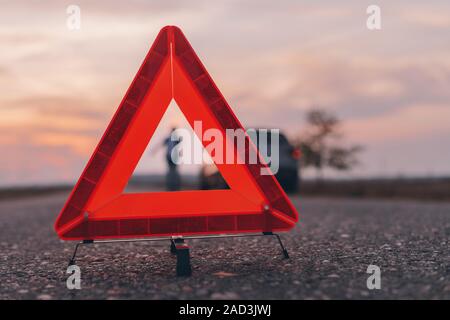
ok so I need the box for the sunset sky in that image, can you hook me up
[1,0,449,186]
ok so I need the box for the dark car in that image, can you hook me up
[199,129,301,193]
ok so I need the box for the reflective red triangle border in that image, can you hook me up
[55,26,299,240]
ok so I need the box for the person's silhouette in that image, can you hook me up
[162,127,182,191]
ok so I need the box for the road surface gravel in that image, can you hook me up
[0,193,448,299]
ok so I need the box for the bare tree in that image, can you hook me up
[296,109,362,180]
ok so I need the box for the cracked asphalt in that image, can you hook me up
[0,192,449,299]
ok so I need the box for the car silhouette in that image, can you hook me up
[199,129,301,193]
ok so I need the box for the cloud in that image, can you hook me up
[0,142,87,186]
[343,104,450,143]
[223,50,450,123]
[400,6,450,28]
[1,0,450,184]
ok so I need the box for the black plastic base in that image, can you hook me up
[175,245,192,277]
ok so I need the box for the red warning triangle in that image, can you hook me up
[55,26,298,240]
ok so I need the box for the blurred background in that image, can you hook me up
[1,0,449,200]
[1,1,450,301]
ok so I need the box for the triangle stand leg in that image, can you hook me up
[263,232,290,259]
[68,240,94,266]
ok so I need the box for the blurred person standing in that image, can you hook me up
[162,127,183,191]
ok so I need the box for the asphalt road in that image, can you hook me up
[0,192,448,299]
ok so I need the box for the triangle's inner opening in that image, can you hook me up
[126,99,229,193]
